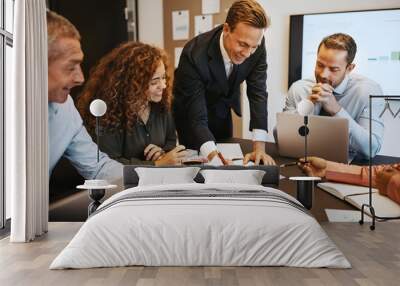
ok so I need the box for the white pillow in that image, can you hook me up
[135,167,201,186]
[200,169,266,185]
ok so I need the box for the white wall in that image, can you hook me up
[138,0,164,47]
[138,0,400,154]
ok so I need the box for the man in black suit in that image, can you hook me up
[173,0,275,165]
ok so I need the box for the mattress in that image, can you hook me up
[50,183,350,269]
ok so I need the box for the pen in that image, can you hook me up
[217,152,229,166]
[279,162,298,168]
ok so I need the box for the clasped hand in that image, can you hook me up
[309,83,341,115]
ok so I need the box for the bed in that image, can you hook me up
[50,165,350,269]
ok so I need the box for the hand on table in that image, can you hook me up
[155,145,187,166]
[207,150,233,166]
[144,144,164,161]
[243,141,276,165]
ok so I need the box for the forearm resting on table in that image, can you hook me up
[325,161,398,188]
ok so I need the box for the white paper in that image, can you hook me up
[174,47,183,68]
[216,143,244,160]
[202,0,220,14]
[194,15,213,37]
[231,160,254,167]
[172,10,189,40]
[185,149,199,157]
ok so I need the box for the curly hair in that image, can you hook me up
[77,41,172,132]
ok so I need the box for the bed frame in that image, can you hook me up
[123,165,280,189]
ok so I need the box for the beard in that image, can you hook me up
[315,74,333,86]
[315,71,348,88]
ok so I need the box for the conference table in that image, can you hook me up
[49,138,400,222]
[221,138,400,222]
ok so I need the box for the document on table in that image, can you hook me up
[203,143,245,166]
[231,160,254,167]
[216,143,244,160]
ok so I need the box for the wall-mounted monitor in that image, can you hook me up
[289,8,400,95]
[289,8,400,157]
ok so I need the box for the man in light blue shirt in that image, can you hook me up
[284,33,384,159]
[47,11,122,181]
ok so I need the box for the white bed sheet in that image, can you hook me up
[50,183,350,269]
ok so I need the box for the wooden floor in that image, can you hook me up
[1,221,399,286]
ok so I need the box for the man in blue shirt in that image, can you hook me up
[284,33,384,159]
[47,11,122,181]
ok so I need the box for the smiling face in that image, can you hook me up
[222,22,264,65]
[146,61,166,103]
[314,44,355,88]
[48,37,84,103]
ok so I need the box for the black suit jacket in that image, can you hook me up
[173,25,268,150]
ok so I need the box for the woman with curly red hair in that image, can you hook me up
[78,42,186,165]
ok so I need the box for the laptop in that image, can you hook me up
[276,112,349,163]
